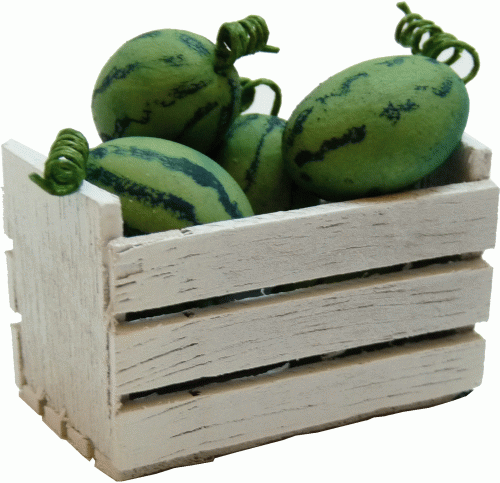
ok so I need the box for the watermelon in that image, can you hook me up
[283,55,469,201]
[91,17,278,156]
[216,113,292,215]
[86,136,254,235]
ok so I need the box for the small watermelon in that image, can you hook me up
[283,55,469,201]
[216,113,292,215]
[86,137,254,235]
[91,16,278,156]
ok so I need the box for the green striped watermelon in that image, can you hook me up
[91,29,241,155]
[215,113,293,215]
[86,136,254,235]
[283,55,469,201]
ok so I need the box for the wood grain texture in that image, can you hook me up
[10,322,24,388]
[2,134,496,480]
[112,258,492,399]
[96,393,469,481]
[42,404,67,439]
[67,425,94,460]
[112,330,485,473]
[108,179,499,314]
[2,139,123,456]
[5,250,18,312]
[19,385,45,415]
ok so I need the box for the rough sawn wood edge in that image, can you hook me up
[111,257,493,399]
[15,331,482,481]
[95,392,471,481]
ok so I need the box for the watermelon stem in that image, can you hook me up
[29,128,89,196]
[240,77,282,116]
[395,2,480,84]
[214,15,279,72]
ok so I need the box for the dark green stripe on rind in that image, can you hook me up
[379,99,419,125]
[175,102,219,141]
[130,30,162,41]
[92,62,141,98]
[285,73,369,150]
[109,79,215,140]
[375,57,405,67]
[315,72,369,104]
[284,107,313,148]
[432,78,453,98]
[161,54,186,67]
[226,113,260,140]
[244,116,286,191]
[112,108,153,138]
[178,33,211,56]
[86,164,200,224]
[294,125,367,168]
[211,74,241,154]
[89,145,246,219]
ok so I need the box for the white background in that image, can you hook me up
[0,1,498,482]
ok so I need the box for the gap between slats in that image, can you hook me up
[118,327,479,412]
[121,253,483,323]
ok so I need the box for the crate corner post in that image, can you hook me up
[2,139,123,465]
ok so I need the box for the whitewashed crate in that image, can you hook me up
[2,134,498,480]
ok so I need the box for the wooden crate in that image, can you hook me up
[2,134,498,480]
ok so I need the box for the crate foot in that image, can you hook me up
[18,384,95,461]
[67,425,94,460]
[19,385,46,415]
[42,405,67,439]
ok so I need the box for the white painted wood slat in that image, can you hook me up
[112,257,492,398]
[108,179,499,315]
[111,330,485,474]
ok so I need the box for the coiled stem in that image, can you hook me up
[215,15,279,72]
[395,2,480,84]
[240,77,282,116]
[29,128,89,196]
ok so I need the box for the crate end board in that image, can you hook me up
[2,138,123,456]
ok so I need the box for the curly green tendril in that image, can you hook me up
[240,77,282,116]
[395,2,480,84]
[29,128,89,196]
[215,15,279,72]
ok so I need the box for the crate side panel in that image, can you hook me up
[1,140,123,455]
[108,179,499,314]
[112,258,492,398]
[112,331,484,472]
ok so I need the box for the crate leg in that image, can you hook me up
[42,405,67,439]
[94,450,128,482]
[66,425,94,460]
[19,385,46,416]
